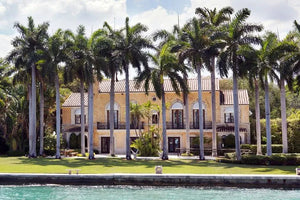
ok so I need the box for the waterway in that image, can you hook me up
[0,185,299,200]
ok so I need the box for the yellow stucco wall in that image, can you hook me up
[62,80,250,153]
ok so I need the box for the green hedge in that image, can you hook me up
[260,118,300,153]
[218,154,300,165]
[240,144,282,154]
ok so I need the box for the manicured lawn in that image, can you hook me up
[0,156,297,174]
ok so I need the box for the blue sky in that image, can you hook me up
[0,0,299,62]
[126,0,191,14]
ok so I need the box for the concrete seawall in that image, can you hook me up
[0,173,299,188]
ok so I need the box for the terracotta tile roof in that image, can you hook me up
[99,78,219,93]
[62,93,88,107]
[222,90,249,105]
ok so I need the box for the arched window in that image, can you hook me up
[105,103,120,129]
[192,102,205,129]
[152,110,159,124]
[224,107,234,123]
[171,102,184,129]
[74,109,86,124]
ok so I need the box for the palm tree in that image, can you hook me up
[195,6,233,157]
[136,43,188,160]
[103,22,122,156]
[7,16,49,157]
[64,26,90,157]
[114,17,153,160]
[43,29,72,158]
[152,26,192,154]
[176,18,211,160]
[88,28,113,159]
[218,9,262,160]
[271,36,298,153]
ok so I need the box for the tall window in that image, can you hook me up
[107,110,119,128]
[171,102,184,129]
[152,111,159,124]
[192,102,205,129]
[74,109,86,124]
[106,102,119,129]
[224,107,234,123]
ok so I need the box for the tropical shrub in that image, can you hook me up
[131,126,160,157]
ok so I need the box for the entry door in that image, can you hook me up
[101,137,110,153]
[168,137,180,153]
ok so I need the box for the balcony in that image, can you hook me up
[165,121,212,129]
[97,122,144,130]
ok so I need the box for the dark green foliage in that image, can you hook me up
[69,133,80,149]
[223,134,235,148]
[241,155,269,165]
[288,119,300,153]
[0,136,9,154]
[259,118,300,152]
[6,150,25,156]
[240,144,283,154]
[219,153,300,165]
[131,127,160,157]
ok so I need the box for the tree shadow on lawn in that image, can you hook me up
[16,157,212,169]
[16,157,296,174]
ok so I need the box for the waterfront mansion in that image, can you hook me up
[62,77,250,154]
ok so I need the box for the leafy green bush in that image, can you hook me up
[223,134,235,148]
[239,154,300,165]
[131,127,160,157]
[241,155,268,165]
[240,144,282,154]
[224,152,236,159]
[7,150,25,156]
[260,118,300,153]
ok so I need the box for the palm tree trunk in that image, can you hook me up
[55,73,61,159]
[80,80,85,156]
[28,84,32,157]
[30,63,37,157]
[125,67,131,160]
[255,79,262,155]
[280,79,288,153]
[233,71,241,160]
[184,75,190,154]
[265,76,272,156]
[210,58,217,157]
[161,84,168,160]
[88,81,94,160]
[39,82,44,156]
[197,65,205,160]
[109,75,115,156]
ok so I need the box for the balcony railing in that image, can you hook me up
[97,122,144,130]
[165,121,213,129]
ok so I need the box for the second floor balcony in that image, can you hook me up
[97,122,145,130]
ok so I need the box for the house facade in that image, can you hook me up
[62,77,250,154]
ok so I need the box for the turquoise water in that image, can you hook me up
[0,186,299,200]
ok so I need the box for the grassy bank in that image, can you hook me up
[0,156,297,174]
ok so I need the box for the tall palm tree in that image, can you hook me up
[176,18,211,160]
[152,26,193,154]
[7,16,49,157]
[64,26,90,156]
[218,9,262,160]
[136,43,188,160]
[271,36,298,153]
[195,6,233,157]
[88,28,112,159]
[240,45,264,155]
[103,22,122,156]
[43,29,72,158]
[114,17,153,160]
